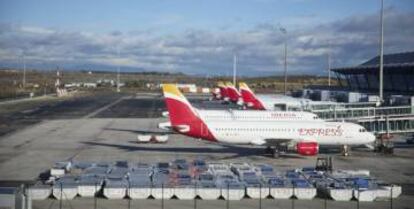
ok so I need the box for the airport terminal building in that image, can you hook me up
[332,51,414,96]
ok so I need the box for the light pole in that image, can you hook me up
[22,54,26,88]
[116,47,121,93]
[233,54,237,85]
[379,0,384,104]
[328,42,331,87]
[280,27,288,95]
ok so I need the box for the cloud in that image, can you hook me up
[0,9,413,76]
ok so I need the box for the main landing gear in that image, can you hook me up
[265,145,286,158]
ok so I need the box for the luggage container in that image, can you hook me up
[348,177,378,202]
[174,186,196,200]
[154,162,170,175]
[170,171,195,200]
[216,174,245,200]
[230,163,254,178]
[208,163,231,175]
[107,167,128,179]
[291,179,316,200]
[218,181,245,200]
[151,173,174,199]
[151,185,174,200]
[129,164,152,177]
[103,179,127,199]
[53,177,78,200]
[128,179,152,199]
[253,164,275,177]
[77,175,103,197]
[308,171,353,201]
[244,178,268,199]
[50,161,72,177]
[196,172,220,200]
[191,159,208,177]
[327,187,353,201]
[353,189,377,202]
[27,183,52,200]
[315,182,353,201]
[196,181,220,200]
[376,184,401,199]
[267,177,293,199]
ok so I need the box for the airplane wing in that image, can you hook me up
[251,137,311,146]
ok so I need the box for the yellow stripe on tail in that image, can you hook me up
[162,84,184,98]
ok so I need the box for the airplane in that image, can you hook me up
[159,86,323,130]
[162,83,376,157]
[239,82,338,111]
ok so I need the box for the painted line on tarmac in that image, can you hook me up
[83,96,130,118]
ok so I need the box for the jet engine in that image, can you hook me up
[296,142,319,156]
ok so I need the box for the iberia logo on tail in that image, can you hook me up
[238,82,266,110]
[162,84,216,141]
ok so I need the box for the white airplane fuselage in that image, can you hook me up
[196,120,374,146]
[255,94,337,111]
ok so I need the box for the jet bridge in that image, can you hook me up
[312,105,414,134]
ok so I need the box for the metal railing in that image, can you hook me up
[313,106,413,121]
[357,115,414,134]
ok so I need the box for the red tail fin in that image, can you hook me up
[238,82,266,110]
[162,84,216,141]
[225,82,241,103]
[217,82,229,101]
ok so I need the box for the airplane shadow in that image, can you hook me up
[82,141,304,159]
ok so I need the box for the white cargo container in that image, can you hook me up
[293,187,317,200]
[174,186,196,200]
[52,185,78,200]
[269,187,293,199]
[327,188,353,201]
[151,186,174,199]
[220,187,245,200]
[246,186,269,199]
[27,184,51,200]
[375,184,401,200]
[353,189,377,202]
[103,179,127,199]
[196,187,220,200]
[77,176,103,197]
[128,186,151,199]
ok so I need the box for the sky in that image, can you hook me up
[0,0,413,76]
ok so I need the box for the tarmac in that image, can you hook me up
[0,92,413,209]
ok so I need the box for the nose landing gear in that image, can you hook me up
[341,145,350,156]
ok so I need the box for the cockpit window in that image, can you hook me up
[359,128,366,132]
